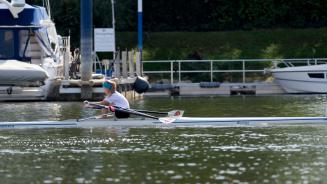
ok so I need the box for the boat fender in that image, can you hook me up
[133,76,150,94]
[199,82,220,88]
[6,87,12,95]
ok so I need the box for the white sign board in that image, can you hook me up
[94,28,116,52]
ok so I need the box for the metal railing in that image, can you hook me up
[143,58,327,84]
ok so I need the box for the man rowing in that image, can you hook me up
[100,80,130,118]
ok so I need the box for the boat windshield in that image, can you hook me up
[0,29,15,59]
[0,29,31,60]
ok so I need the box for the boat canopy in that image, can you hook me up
[0,3,49,26]
[0,4,56,61]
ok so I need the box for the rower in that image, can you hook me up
[101,80,130,118]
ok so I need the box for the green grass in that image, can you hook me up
[116,28,327,60]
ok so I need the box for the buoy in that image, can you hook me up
[133,76,150,94]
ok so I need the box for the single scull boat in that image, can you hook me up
[1,116,327,129]
[1,101,326,129]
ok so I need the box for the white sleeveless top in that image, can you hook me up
[104,91,130,109]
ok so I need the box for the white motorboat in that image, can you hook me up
[0,0,66,100]
[271,60,327,93]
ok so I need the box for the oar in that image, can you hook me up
[84,101,180,124]
[76,113,113,122]
[84,101,158,120]
[85,101,184,117]
[128,109,168,115]
[113,106,184,117]
[84,101,184,116]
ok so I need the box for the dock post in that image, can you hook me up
[63,38,70,80]
[80,0,93,99]
[136,51,142,76]
[122,51,128,78]
[113,52,121,78]
[128,51,135,77]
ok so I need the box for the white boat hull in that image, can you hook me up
[0,60,48,85]
[272,64,327,93]
[0,86,45,101]
[1,117,327,129]
[0,4,65,101]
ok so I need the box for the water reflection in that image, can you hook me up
[0,127,327,183]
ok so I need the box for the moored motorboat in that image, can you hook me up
[0,1,65,100]
[271,61,327,93]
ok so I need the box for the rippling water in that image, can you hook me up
[1,95,327,183]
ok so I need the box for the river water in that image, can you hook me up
[1,95,327,183]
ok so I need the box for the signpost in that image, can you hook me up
[94,28,116,52]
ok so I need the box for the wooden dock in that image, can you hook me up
[144,82,285,96]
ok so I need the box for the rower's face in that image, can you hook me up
[104,88,111,95]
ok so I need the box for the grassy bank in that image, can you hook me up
[116,28,327,60]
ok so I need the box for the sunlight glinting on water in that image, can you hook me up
[1,96,327,183]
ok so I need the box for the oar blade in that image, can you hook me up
[159,117,177,124]
[168,110,184,118]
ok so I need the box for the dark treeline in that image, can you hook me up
[27,0,327,47]
[27,0,136,47]
[143,0,327,31]
[28,0,327,31]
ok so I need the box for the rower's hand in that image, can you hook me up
[84,101,103,109]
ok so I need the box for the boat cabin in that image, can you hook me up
[0,3,59,65]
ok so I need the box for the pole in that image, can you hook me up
[138,0,143,55]
[80,0,93,81]
[111,0,116,60]
[80,0,93,99]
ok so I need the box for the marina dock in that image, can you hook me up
[145,82,285,96]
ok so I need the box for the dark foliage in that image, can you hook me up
[27,0,327,32]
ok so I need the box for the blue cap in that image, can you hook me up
[103,81,112,90]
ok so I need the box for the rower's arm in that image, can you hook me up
[101,100,116,107]
[100,100,117,116]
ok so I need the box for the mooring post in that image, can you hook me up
[135,51,142,76]
[128,51,135,77]
[114,52,121,78]
[122,51,128,78]
[80,0,93,99]
[63,37,70,80]
[80,0,93,82]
